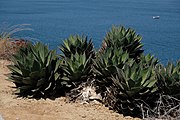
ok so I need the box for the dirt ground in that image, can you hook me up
[0,60,141,120]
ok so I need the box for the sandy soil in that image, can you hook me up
[0,60,141,120]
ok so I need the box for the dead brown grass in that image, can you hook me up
[0,38,28,60]
[0,38,14,59]
[0,24,32,60]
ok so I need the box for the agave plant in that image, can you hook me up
[105,61,158,118]
[139,54,159,68]
[60,35,95,59]
[99,54,159,118]
[156,61,180,99]
[93,47,134,99]
[7,42,61,98]
[94,47,134,79]
[101,26,144,59]
[61,53,92,88]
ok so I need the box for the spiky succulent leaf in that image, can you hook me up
[7,42,62,98]
[101,26,143,59]
[103,54,158,118]
[60,35,95,59]
[94,47,134,80]
[156,61,180,99]
[61,53,92,88]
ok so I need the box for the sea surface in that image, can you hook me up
[0,0,180,63]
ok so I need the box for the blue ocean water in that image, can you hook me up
[0,0,180,63]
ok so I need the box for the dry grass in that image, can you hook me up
[0,24,32,59]
[0,38,14,59]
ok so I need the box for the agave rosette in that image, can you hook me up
[7,42,61,98]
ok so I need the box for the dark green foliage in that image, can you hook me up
[60,35,95,59]
[105,55,159,117]
[5,25,179,119]
[59,35,95,89]
[93,47,134,96]
[61,53,92,88]
[7,42,61,98]
[156,61,180,99]
[94,47,134,81]
[102,26,144,59]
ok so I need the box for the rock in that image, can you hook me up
[0,114,4,120]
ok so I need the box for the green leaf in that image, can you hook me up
[20,85,32,90]
[37,78,45,87]
[46,52,52,67]
[55,73,60,80]
[55,60,61,72]
[147,79,157,88]
[7,65,22,75]
[30,71,40,79]
[62,76,70,81]
[64,40,70,51]
[141,69,149,85]
[22,77,32,85]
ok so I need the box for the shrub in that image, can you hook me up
[7,42,61,98]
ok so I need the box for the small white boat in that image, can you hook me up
[153,16,160,19]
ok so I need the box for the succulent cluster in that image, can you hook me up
[60,35,95,58]
[102,26,144,59]
[7,42,60,98]
[156,61,180,99]
[93,47,134,90]
[61,53,92,88]
[6,25,180,119]
[104,55,158,117]
[59,35,95,89]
